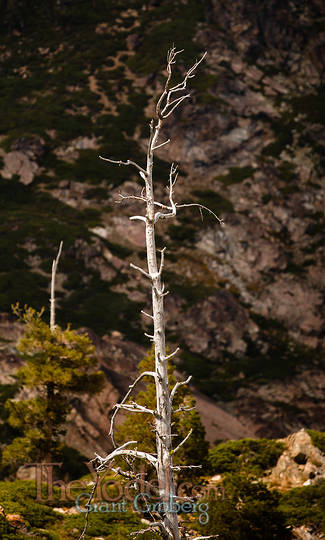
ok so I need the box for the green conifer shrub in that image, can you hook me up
[196,473,289,539]
[2,304,104,471]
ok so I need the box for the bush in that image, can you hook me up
[307,430,325,455]
[279,480,325,533]
[195,473,289,539]
[208,438,284,477]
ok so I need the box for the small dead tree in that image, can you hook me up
[50,240,63,331]
[87,48,221,540]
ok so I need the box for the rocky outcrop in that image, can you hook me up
[0,136,44,184]
[269,429,325,490]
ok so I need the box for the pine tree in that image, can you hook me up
[2,304,104,470]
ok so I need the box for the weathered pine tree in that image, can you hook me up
[91,48,221,540]
[3,244,104,469]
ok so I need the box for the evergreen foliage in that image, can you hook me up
[0,479,143,539]
[2,304,104,470]
[115,348,209,480]
[279,479,325,533]
[307,430,325,455]
[196,473,290,539]
[208,437,284,477]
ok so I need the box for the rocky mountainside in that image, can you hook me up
[0,0,325,454]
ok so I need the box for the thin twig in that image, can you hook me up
[171,428,193,455]
[78,470,99,540]
[170,375,192,403]
[99,155,146,174]
[115,402,155,415]
[130,262,151,279]
[176,202,223,224]
[109,371,157,447]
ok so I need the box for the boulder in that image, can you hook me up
[269,429,325,489]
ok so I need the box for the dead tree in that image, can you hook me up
[50,240,63,331]
[90,48,221,540]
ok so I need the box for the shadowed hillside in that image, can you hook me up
[0,0,324,449]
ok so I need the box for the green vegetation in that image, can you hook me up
[115,348,209,481]
[279,480,325,534]
[196,474,290,540]
[190,71,221,104]
[0,479,142,539]
[192,190,234,214]
[240,313,322,381]
[164,271,217,309]
[215,166,255,185]
[2,305,104,471]
[261,114,295,158]
[194,437,325,538]
[289,88,325,127]
[126,0,204,74]
[178,348,222,398]
[208,438,284,477]
[0,383,21,479]
[307,430,325,455]
[0,480,60,539]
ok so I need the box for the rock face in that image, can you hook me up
[0,0,325,448]
[269,429,325,490]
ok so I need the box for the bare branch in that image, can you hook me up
[50,240,63,331]
[78,470,99,540]
[192,536,219,539]
[170,375,192,403]
[99,155,146,174]
[158,247,166,276]
[130,262,151,279]
[171,428,193,455]
[153,201,173,210]
[154,285,170,297]
[176,202,223,224]
[156,46,206,122]
[118,193,147,204]
[165,347,180,361]
[154,163,178,222]
[115,402,155,415]
[95,441,157,471]
[172,464,202,471]
[109,371,157,447]
[152,138,170,150]
[162,94,191,118]
[173,405,196,413]
[94,46,210,540]
[129,215,147,223]
[141,310,153,320]
[168,51,207,95]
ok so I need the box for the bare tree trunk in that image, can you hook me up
[91,48,221,540]
[50,241,63,331]
[145,119,179,537]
